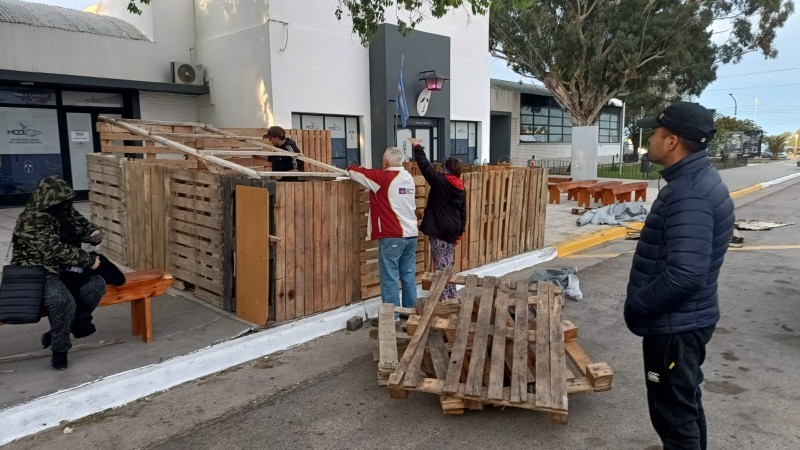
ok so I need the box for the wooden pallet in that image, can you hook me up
[378,271,612,423]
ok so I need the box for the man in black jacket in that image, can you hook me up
[626,102,734,450]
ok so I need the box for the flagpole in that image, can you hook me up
[754,96,758,122]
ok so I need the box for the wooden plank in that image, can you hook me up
[378,304,399,371]
[426,330,449,379]
[535,281,552,408]
[274,183,286,323]
[329,181,341,307]
[547,282,568,411]
[320,182,331,312]
[464,276,496,397]
[284,183,297,319]
[488,281,512,401]
[390,268,452,388]
[403,267,453,386]
[294,183,306,318]
[313,182,323,313]
[304,183,315,314]
[511,283,529,403]
[442,274,479,394]
[235,186,270,325]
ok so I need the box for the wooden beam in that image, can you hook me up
[256,171,344,179]
[98,117,261,178]
[203,124,348,176]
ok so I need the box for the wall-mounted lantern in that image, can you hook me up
[418,70,449,91]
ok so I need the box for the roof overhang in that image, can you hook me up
[0,70,209,95]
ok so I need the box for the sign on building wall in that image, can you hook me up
[0,107,61,154]
[0,88,57,106]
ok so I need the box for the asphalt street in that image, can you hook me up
[6,177,800,450]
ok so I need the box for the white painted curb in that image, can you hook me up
[759,171,800,188]
[0,299,380,446]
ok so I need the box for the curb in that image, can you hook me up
[555,170,800,257]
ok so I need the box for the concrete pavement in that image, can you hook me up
[8,176,797,450]
[0,160,798,446]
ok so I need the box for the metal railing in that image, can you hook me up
[533,154,747,180]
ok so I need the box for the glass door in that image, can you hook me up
[396,127,434,161]
[66,112,94,191]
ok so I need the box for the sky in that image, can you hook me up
[29,1,800,137]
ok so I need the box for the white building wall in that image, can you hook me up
[266,1,490,167]
[0,1,196,83]
[193,0,273,128]
[266,0,372,164]
[139,92,200,122]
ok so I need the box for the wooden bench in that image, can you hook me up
[600,182,648,206]
[572,181,623,207]
[0,270,173,343]
[547,175,572,184]
[548,180,597,204]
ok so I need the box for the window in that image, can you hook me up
[291,113,361,169]
[450,121,478,163]
[519,95,571,143]
[598,107,621,143]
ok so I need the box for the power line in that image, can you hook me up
[707,82,800,91]
[716,67,800,79]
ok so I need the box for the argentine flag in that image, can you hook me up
[397,60,410,127]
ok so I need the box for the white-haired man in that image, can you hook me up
[348,148,418,317]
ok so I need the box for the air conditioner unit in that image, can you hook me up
[171,61,204,86]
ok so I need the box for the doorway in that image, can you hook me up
[396,126,438,162]
[490,113,511,165]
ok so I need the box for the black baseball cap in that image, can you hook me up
[637,102,716,144]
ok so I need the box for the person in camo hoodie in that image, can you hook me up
[11,176,105,370]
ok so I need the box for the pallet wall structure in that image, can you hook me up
[89,122,548,323]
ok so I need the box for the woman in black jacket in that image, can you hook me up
[410,138,466,300]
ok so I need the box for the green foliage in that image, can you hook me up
[764,133,790,159]
[714,115,760,134]
[335,0,492,45]
[126,0,150,15]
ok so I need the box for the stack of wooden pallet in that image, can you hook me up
[374,269,613,423]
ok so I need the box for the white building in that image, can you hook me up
[0,0,490,206]
[489,79,623,167]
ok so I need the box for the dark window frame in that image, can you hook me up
[291,112,361,168]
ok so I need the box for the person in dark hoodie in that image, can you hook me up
[626,102,734,449]
[10,176,106,370]
[264,126,304,181]
[410,137,466,300]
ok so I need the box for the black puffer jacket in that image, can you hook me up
[625,150,735,336]
[413,145,466,244]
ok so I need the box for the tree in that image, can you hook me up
[126,0,150,14]
[489,1,794,126]
[336,1,794,127]
[335,0,491,45]
[764,133,790,159]
[714,115,760,134]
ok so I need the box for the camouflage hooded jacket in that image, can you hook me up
[10,176,99,274]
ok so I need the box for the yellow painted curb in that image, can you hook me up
[730,184,763,198]
[556,222,643,257]
[552,178,786,258]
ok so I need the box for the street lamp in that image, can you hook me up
[729,93,738,117]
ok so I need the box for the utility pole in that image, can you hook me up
[729,93,738,117]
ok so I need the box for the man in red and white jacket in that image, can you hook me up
[348,147,418,316]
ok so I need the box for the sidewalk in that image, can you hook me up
[0,160,797,444]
